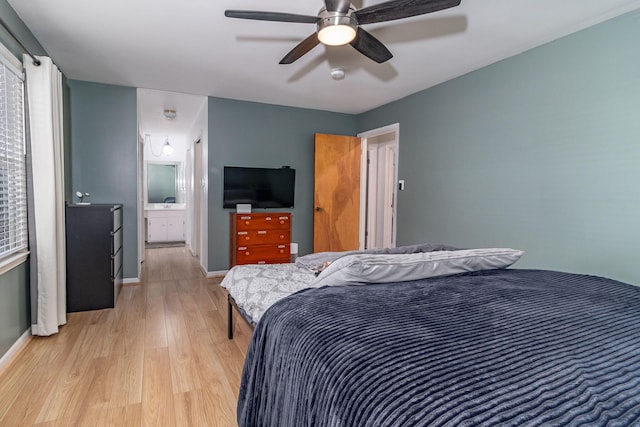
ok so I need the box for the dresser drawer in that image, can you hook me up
[235,244,290,264]
[111,227,122,255]
[235,214,290,230]
[111,247,122,279]
[235,229,290,246]
[112,206,122,232]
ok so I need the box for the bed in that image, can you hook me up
[221,247,640,426]
[221,242,461,335]
[222,262,316,337]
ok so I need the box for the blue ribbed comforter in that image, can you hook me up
[238,269,640,426]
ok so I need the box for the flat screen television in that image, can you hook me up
[223,166,295,209]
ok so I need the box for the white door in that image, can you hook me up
[358,124,399,250]
[365,140,396,249]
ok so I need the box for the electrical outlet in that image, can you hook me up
[398,180,405,191]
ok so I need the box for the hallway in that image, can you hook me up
[0,247,250,426]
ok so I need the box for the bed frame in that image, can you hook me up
[227,293,255,339]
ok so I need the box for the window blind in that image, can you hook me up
[0,49,28,259]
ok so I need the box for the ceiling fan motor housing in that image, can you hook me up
[317,6,358,46]
[225,0,463,64]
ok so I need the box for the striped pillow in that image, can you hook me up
[310,248,524,288]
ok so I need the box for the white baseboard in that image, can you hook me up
[207,269,228,278]
[0,329,31,373]
[123,277,140,285]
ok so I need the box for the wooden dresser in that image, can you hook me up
[229,212,291,267]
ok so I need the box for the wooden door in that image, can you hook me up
[313,133,361,252]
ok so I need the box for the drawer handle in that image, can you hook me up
[278,245,286,249]
[279,249,284,254]
[279,220,284,224]
[237,231,248,235]
[245,251,250,256]
[258,231,267,235]
[240,216,251,220]
[258,261,266,264]
[245,221,250,225]
[280,235,284,239]
[279,216,289,220]
[238,247,247,251]
[266,217,272,220]
[245,236,250,241]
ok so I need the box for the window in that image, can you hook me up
[0,47,28,262]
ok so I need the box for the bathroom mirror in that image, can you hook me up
[147,162,178,203]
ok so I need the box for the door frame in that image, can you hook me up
[192,138,202,259]
[357,123,400,250]
[137,134,145,276]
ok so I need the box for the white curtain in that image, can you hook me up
[24,55,66,336]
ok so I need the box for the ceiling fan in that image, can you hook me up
[225,0,462,64]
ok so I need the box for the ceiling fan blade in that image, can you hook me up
[324,0,352,14]
[355,0,461,25]
[350,28,393,63]
[225,10,319,24]
[280,33,321,64]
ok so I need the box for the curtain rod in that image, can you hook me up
[0,16,41,66]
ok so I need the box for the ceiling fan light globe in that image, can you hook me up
[316,10,357,46]
[318,25,356,46]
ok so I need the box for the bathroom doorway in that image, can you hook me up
[137,89,209,276]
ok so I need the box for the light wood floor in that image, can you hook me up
[0,246,252,426]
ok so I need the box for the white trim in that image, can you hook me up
[122,277,140,285]
[0,251,28,275]
[0,329,31,372]
[357,123,400,250]
[382,144,396,247]
[207,269,228,278]
[358,123,400,140]
[358,138,368,250]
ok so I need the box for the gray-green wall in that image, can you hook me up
[0,264,29,358]
[0,0,47,359]
[208,97,357,270]
[67,80,138,279]
[357,11,640,285]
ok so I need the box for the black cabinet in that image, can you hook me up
[65,204,123,312]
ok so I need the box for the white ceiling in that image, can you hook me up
[137,88,206,147]
[8,0,640,114]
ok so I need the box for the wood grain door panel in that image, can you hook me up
[313,133,361,253]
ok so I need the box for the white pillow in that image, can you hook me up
[310,248,524,288]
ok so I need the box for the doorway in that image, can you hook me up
[311,126,399,252]
[358,124,399,250]
[136,88,209,278]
